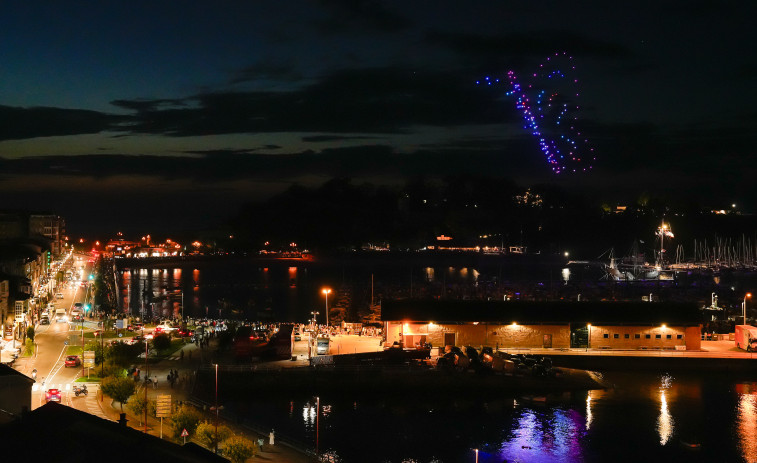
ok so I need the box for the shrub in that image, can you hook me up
[168,405,202,441]
[222,435,258,463]
[195,421,233,451]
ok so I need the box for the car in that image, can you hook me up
[176,328,194,337]
[65,355,81,367]
[126,335,145,345]
[39,317,50,325]
[71,314,83,322]
[294,331,302,341]
[56,293,64,299]
[127,322,144,331]
[45,388,61,403]
[74,302,84,310]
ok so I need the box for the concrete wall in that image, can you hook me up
[388,322,702,351]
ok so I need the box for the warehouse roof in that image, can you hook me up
[382,299,701,326]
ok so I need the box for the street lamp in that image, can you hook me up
[322,288,331,327]
[214,363,219,453]
[744,293,752,326]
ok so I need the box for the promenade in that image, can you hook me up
[95,340,312,463]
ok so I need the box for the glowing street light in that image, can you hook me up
[744,293,752,325]
[474,448,479,463]
[322,288,331,327]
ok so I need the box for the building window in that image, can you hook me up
[655,334,662,339]
[666,334,672,339]
[603,333,609,339]
[645,334,651,339]
[613,333,619,339]
[624,334,630,339]
[635,334,640,339]
[677,334,683,339]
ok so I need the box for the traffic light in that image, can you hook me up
[84,304,91,312]
[88,274,94,280]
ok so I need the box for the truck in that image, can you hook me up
[734,325,757,352]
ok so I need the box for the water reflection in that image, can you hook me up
[499,406,584,462]
[657,374,674,446]
[736,383,757,462]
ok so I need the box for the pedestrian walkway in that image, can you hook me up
[97,342,312,462]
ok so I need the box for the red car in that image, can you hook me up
[64,355,81,367]
[45,388,61,403]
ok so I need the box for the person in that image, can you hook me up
[269,430,275,445]
[31,368,37,380]
[153,376,158,388]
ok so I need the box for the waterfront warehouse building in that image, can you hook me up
[382,300,702,351]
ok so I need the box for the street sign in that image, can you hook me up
[181,428,189,437]
[156,394,172,418]
[83,350,95,368]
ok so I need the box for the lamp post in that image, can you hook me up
[744,293,752,326]
[214,363,219,453]
[322,288,331,328]
[315,395,320,459]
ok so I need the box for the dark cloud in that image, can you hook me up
[0,105,114,141]
[230,60,304,85]
[110,67,515,136]
[315,0,411,33]
[302,135,381,142]
[427,29,634,70]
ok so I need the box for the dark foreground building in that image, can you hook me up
[0,402,227,462]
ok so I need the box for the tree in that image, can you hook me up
[195,421,233,451]
[152,333,171,351]
[126,390,156,426]
[26,326,35,342]
[222,435,258,463]
[101,376,136,412]
[168,405,202,442]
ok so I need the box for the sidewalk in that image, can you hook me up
[97,341,312,462]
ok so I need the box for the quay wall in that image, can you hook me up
[547,353,757,373]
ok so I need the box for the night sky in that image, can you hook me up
[1,1,755,236]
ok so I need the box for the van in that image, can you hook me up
[55,309,67,323]
[316,336,330,355]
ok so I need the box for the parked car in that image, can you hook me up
[45,388,61,403]
[56,293,64,299]
[40,316,50,325]
[294,331,302,341]
[65,355,81,367]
